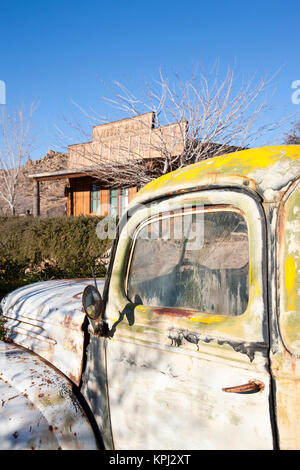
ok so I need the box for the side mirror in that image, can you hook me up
[82,285,103,320]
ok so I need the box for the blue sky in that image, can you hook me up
[0,0,299,159]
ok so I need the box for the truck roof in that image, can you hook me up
[132,145,300,205]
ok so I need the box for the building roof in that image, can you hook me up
[132,145,300,205]
[28,167,94,181]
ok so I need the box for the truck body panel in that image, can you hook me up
[0,341,98,450]
[104,188,274,449]
[1,145,300,449]
[1,279,104,385]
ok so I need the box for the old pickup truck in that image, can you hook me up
[1,145,300,450]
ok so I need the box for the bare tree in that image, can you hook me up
[285,119,300,144]
[59,65,287,188]
[0,104,37,215]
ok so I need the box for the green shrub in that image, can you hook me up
[0,316,5,341]
[0,216,112,300]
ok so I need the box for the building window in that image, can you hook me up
[110,189,129,217]
[110,189,118,217]
[91,184,101,214]
[120,188,129,216]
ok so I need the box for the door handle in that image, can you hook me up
[222,379,265,394]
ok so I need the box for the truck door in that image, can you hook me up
[104,189,275,450]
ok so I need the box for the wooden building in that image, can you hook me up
[29,113,186,217]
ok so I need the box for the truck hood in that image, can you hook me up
[0,341,98,450]
[0,279,105,386]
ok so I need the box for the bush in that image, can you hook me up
[0,216,112,300]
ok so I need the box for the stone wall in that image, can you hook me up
[0,150,68,217]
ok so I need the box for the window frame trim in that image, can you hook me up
[90,183,101,215]
[103,187,268,345]
[109,188,129,218]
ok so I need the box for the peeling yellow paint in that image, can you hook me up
[285,256,297,310]
[285,256,296,294]
[133,145,300,207]
[189,315,225,324]
[276,179,300,449]
[254,280,261,297]
[280,182,300,355]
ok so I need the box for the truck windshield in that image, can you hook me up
[126,207,249,316]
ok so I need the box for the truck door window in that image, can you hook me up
[126,208,249,316]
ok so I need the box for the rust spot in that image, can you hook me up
[8,395,19,401]
[49,425,53,432]
[152,307,194,318]
[291,355,296,373]
[63,315,72,327]
[222,379,265,394]
[68,372,80,385]
[73,292,83,300]
[38,393,44,398]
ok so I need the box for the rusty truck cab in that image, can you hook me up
[86,145,300,450]
[2,145,300,450]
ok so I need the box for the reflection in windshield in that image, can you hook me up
[127,209,249,316]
